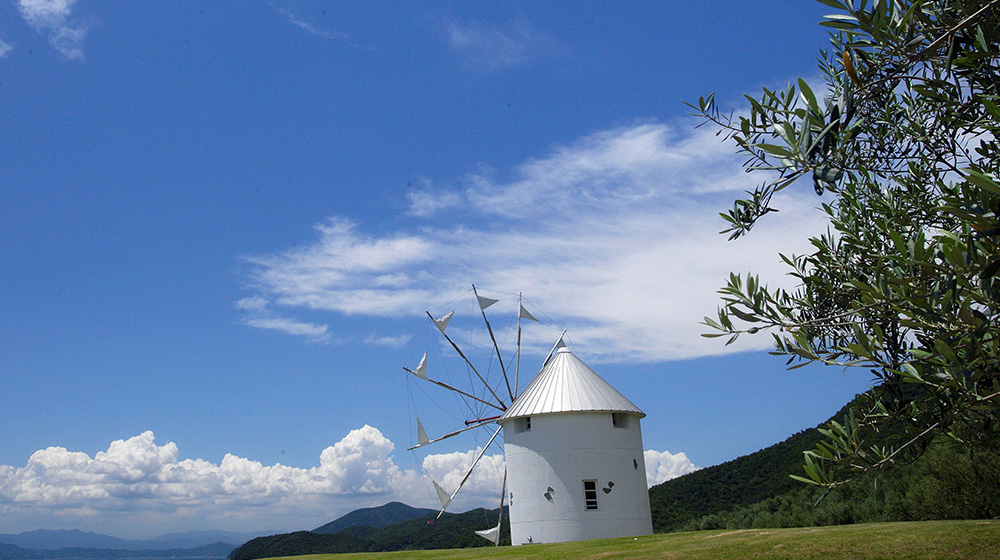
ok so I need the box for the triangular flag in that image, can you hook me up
[414,353,427,378]
[519,304,538,322]
[475,524,501,545]
[555,336,567,349]
[433,480,452,511]
[433,311,454,333]
[416,418,430,447]
[476,295,499,310]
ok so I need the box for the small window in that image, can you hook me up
[515,416,531,433]
[612,413,630,429]
[583,480,598,510]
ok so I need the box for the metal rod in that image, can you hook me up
[406,418,497,451]
[436,424,503,519]
[514,293,522,400]
[465,414,502,425]
[427,311,507,410]
[473,284,513,402]
[403,367,504,412]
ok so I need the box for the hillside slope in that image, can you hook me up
[238,521,1000,560]
[230,507,508,560]
[648,400,854,532]
[312,502,436,534]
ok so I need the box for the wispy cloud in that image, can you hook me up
[241,120,829,363]
[444,17,541,69]
[272,4,354,45]
[364,333,412,348]
[0,38,13,58]
[0,429,687,536]
[236,296,331,343]
[18,0,89,60]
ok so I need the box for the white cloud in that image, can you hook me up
[244,316,331,343]
[0,428,425,536]
[18,0,88,59]
[422,447,506,508]
[364,333,412,348]
[644,449,699,487]
[445,18,540,69]
[0,39,13,58]
[241,120,829,362]
[0,430,692,537]
[235,296,331,343]
[406,188,462,217]
[272,5,354,45]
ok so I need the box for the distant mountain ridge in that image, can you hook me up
[0,529,273,560]
[0,530,131,551]
[0,542,237,560]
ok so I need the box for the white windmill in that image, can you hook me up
[405,287,652,546]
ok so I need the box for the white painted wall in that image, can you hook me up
[501,411,653,545]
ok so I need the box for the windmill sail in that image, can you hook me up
[518,303,538,321]
[414,353,427,378]
[475,525,500,545]
[433,480,452,510]
[404,361,505,413]
[476,294,499,310]
[433,311,454,333]
[425,311,507,410]
[473,285,512,401]
[416,418,430,447]
[406,418,497,451]
[476,467,507,545]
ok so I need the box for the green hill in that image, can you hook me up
[230,507,508,560]
[236,521,1000,560]
[649,394,1000,533]
[648,400,854,532]
[312,502,436,534]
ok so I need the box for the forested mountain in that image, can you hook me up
[649,395,1000,533]
[648,400,854,531]
[312,502,436,534]
[230,507,508,560]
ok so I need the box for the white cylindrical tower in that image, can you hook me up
[499,346,653,545]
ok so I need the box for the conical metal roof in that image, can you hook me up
[499,347,644,421]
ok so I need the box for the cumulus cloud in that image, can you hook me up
[241,121,829,362]
[0,429,691,536]
[0,428,425,536]
[644,449,699,487]
[18,0,89,59]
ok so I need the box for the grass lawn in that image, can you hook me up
[262,520,1000,560]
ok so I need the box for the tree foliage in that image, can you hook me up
[695,0,1000,487]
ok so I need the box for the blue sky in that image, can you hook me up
[1,0,873,539]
